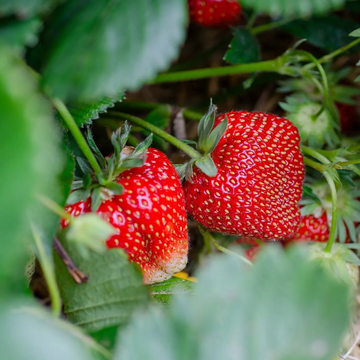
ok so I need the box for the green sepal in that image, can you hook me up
[105,181,124,195]
[91,187,103,213]
[76,157,93,175]
[131,133,153,158]
[66,189,87,206]
[204,116,228,155]
[197,100,217,152]
[302,185,321,204]
[117,158,145,173]
[174,163,187,181]
[87,129,106,168]
[111,120,132,165]
[181,139,198,147]
[195,156,217,177]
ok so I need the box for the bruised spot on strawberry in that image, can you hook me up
[63,149,189,284]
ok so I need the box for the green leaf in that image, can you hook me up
[349,28,360,37]
[115,245,351,360]
[0,46,63,292]
[149,277,196,305]
[40,0,187,101]
[0,0,58,16]
[195,156,218,177]
[224,28,261,65]
[67,94,124,127]
[241,0,345,17]
[281,15,360,53]
[0,17,41,53]
[0,303,107,360]
[55,238,149,332]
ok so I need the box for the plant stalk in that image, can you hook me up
[150,56,288,84]
[31,225,62,317]
[108,112,203,159]
[53,98,103,175]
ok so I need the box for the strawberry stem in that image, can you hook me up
[250,17,295,35]
[31,224,62,317]
[53,98,103,176]
[324,172,338,253]
[150,56,290,84]
[198,226,253,266]
[108,111,203,160]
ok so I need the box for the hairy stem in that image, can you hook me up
[108,112,202,159]
[150,56,289,84]
[251,17,295,35]
[31,225,62,317]
[53,98,102,175]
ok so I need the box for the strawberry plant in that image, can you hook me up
[2,0,360,359]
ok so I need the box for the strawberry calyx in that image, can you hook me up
[308,242,360,288]
[280,94,340,148]
[178,100,228,181]
[66,121,153,211]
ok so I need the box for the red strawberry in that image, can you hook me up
[61,198,91,228]
[184,111,305,241]
[335,102,356,134]
[291,211,329,243]
[188,0,241,27]
[63,148,189,284]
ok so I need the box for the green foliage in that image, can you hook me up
[67,94,124,127]
[150,277,196,305]
[225,28,261,65]
[0,0,58,16]
[55,238,149,332]
[115,246,351,360]
[39,0,188,101]
[281,16,360,53]
[0,303,106,360]
[0,46,63,291]
[241,0,345,17]
[0,17,41,53]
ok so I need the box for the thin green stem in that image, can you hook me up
[332,159,360,168]
[53,98,102,175]
[251,17,295,35]
[305,37,360,70]
[302,146,331,165]
[246,11,258,29]
[303,157,326,173]
[38,194,71,221]
[108,112,202,159]
[211,235,253,266]
[31,225,62,317]
[324,172,338,253]
[150,56,288,84]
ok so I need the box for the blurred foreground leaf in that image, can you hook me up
[0,46,63,292]
[150,276,196,305]
[115,245,350,360]
[40,0,187,101]
[55,238,149,332]
[0,303,107,360]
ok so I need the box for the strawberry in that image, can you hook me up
[188,0,241,27]
[290,179,360,244]
[292,210,329,243]
[63,147,189,285]
[335,102,356,134]
[183,110,305,241]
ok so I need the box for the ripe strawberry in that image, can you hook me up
[63,148,188,285]
[335,102,356,134]
[292,210,329,243]
[184,110,305,241]
[188,0,241,27]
